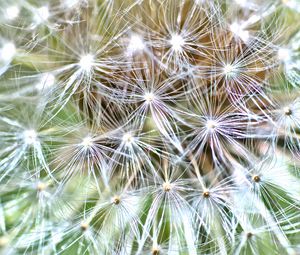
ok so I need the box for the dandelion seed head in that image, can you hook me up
[81,136,93,148]
[144,92,155,104]
[23,129,38,145]
[128,34,145,53]
[79,54,94,72]
[170,34,185,52]
[1,1,299,253]
[230,22,249,42]
[0,42,16,62]
[5,6,20,20]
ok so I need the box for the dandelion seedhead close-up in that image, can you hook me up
[0,0,300,254]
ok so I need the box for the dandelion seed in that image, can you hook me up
[267,92,300,156]
[185,91,253,165]
[5,6,20,20]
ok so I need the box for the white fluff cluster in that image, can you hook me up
[0,0,299,254]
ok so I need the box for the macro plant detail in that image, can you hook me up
[0,0,300,254]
